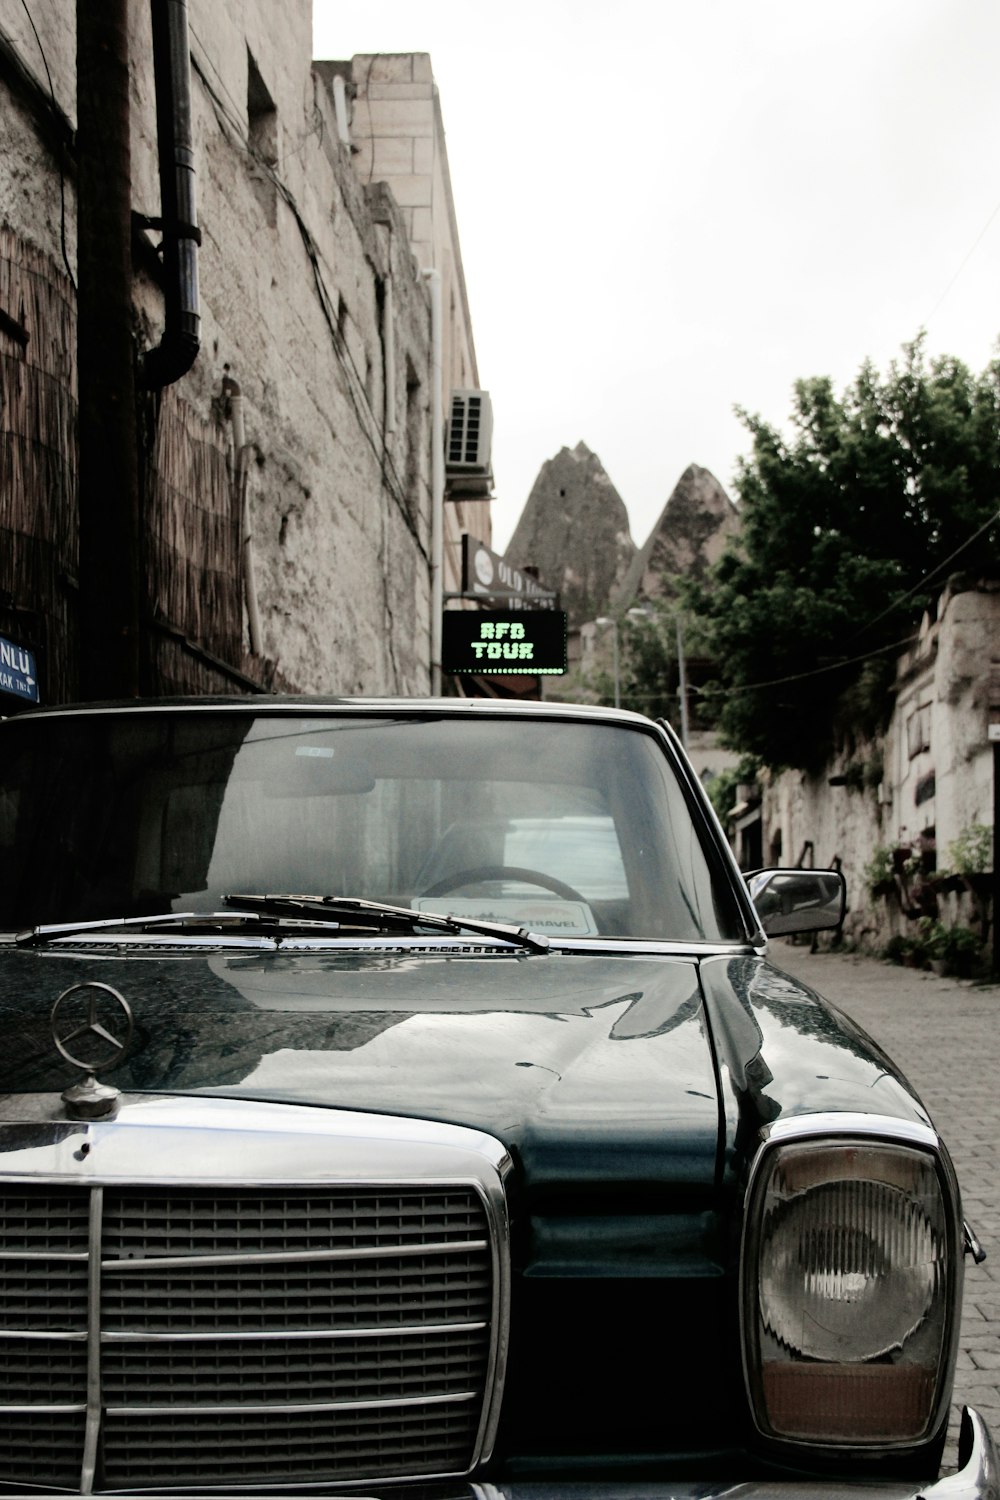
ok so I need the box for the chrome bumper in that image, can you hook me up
[919,1409,1000,1499]
[470,1410,1000,1500]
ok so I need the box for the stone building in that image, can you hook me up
[318,51,493,640]
[758,579,999,954]
[0,4,484,703]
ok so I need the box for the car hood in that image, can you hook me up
[0,945,721,1197]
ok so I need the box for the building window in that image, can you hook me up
[247,49,278,225]
[906,703,931,759]
[405,359,424,525]
[915,771,936,808]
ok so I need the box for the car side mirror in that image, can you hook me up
[746,867,846,937]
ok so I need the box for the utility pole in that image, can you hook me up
[992,668,1000,978]
[423,268,443,695]
[994,741,999,978]
[76,0,141,699]
[595,618,620,708]
[676,614,690,749]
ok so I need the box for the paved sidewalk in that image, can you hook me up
[770,940,1000,1466]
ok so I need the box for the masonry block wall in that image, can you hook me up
[763,583,999,950]
[0,4,486,701]
[346,51,491,603]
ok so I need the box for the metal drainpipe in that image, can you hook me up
[332,73,352,148]
[76,0,140,700]
[384,269,396,436]
[423,268,443,695]
[140,0,200,389]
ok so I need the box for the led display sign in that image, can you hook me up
[442,610,567,675]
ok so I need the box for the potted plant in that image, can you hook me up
[937,924,984,979]
[864,845,896,900]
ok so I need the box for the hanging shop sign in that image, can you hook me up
[442,609,567,675]
[460,536,557,608]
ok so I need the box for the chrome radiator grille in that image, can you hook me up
[0,1181,497,1490]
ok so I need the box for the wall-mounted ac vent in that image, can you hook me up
[446,391,493,492]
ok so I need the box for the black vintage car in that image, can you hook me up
[0,697,994,1496]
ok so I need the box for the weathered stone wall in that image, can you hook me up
[889,586,996,846]
[0,4,76,274]
[136,4,435,692]
[343,51,491,599]
[0,3,471,698]
[762,583,999,951]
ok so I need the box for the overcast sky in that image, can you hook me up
[313,0,1000,555]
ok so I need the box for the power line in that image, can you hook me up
[695,633,918,701]
[924,198,1000,325]
[846,504,1000,644]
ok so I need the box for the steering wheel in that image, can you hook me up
[421,865,586,902]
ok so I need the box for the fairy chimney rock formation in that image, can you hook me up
[616,463,739,605]
[504,443,636,626]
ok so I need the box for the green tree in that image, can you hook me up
[685,338,1000,771]
[619,607,681,719]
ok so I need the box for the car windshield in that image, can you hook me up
[0,710,741,943]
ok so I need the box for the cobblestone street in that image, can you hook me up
[771,941,1000,1467]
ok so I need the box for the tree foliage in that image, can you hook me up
[618,608,683,720]
[683,337,1000,771]
[579,606,713,723]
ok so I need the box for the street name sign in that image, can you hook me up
[0,635,38,704]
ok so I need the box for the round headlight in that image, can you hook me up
[743,1136,958,1446]
[760,1176,938,1362]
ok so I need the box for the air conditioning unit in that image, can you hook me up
[445,390,493,497]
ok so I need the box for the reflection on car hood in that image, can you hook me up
[0,947,719,1195]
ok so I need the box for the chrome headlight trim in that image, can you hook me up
[764,1111,940,1152]
[740,1110,963,1456]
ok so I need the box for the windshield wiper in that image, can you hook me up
[14,899,551,954]
[14,909,346,947]
[223,892,550,954]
